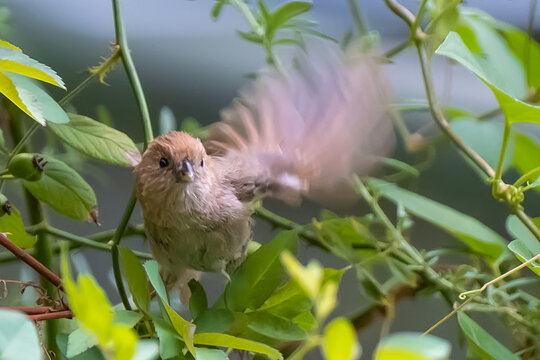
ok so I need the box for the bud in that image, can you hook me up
[8,153,47,181]
[0,193,12,216]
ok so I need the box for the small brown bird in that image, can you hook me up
[134,46,393,300]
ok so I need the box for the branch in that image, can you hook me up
[0,233,62,290]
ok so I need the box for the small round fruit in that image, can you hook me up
[8,153,46,181]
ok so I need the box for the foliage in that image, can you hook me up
[0,0,540,360]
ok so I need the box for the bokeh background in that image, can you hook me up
[1,0,539,358]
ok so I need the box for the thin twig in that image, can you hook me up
[0,233,63,290]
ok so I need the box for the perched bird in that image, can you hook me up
[133,45,393,300]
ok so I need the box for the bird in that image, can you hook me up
[133,45,394,301]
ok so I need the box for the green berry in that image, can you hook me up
[8,153,47,181]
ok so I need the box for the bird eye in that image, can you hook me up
[200,159,204,167]
[159,158,169,168]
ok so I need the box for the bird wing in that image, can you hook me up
[205,44,394,205]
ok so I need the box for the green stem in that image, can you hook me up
[384,40,412,58]
[355,178,456,291]
[415,43,495,177]
[287,336,321,360]
[254,207,326,250]
[514,166,540,187]
[38,224,151,259]
[110,0,154,310]
[230,0,262,35]
[410,0,428,41]
[492,120,511,198]
[7,104,59,355]
[111,0,153,146]
[348,0,368,37]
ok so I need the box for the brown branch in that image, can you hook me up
[28,310,73,321]
[0,233,63,291]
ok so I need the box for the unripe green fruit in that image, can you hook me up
[8,153,45,181]
[0,193,12,216]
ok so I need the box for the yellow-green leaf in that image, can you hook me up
[375,332,451,360]
[0,44,64,88]
[0,72,68,125]
[193,333,283,360]
[0,209,36,248]
[281,251,322,299]
[323,318,360,360]
[0,40,21,52]
[164,303,196,357]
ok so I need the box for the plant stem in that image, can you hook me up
[230,0,262,35]
[415,43,495,178]
[110,0,154,310]
[7,108,59,355]
[384,40,412,58]
[410,0,428,41]
[39,224,151,259]
[356,179,456,291]
[348,0,368,37]
[0,233,62,289]
[492,120,511,198]
[111,0,153,146]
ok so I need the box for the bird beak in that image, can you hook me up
[175,158,194,183]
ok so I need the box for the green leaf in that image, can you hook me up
[267,2,312,40]
[0,309,42,360]
[132,340,159,360]
[506,216,540,255]
[435,21,540,126]
[194,308,235,334]
[497,23,540,90]
[23,154,97,221]
[237,30,264,44]
[114,310,144,328]
[193,333,283,360]
[195,348,228,360]
[513,132,540,184]
[508,240,540,276]
[143,260,168,304]
[246,311,307,341]
[375,332,450,360]
[450,117,514,172]
[57,334,105,360]
[0,72,69,125]
[457,312,519,360]
[225,230,297,312]
[49,114,141,167]
[152,317,182,360]
[120,246,150,313]
[0,209,36,248]
[323,318,360,360]
[211,0,226,20]
[188,279,208,320]
[66,328,99,358]
[368,179,507,259]
[257,279,312,318]
[0,44,64,88]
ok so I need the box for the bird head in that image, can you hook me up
[134,131,207,197]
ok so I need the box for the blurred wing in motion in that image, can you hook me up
[206,45,394,205]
